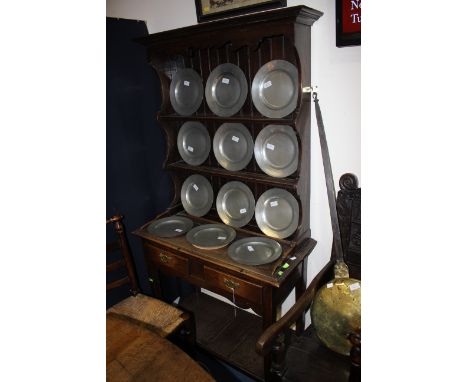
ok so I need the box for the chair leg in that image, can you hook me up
[266,332,286,382]
[179,311,197,357]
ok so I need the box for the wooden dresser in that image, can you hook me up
[133,6,323,380]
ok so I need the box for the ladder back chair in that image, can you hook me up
[106,215,192,339]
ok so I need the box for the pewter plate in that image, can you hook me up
[147,216,194,238]
[252,60,298,118]
[216,181,255,228]
[205,63,248,117]
[170,68,204,116]
[181,174,214,217]
[254,124,299,178]
[228,237,282,266]
[186,224,236,250]
[213,123,253,171]
[255,188,299,239]
[177,121,211,166]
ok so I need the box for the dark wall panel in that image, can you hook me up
[106,17,175,305]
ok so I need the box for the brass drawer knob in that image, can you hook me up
[160,254,171,263]
[224,278,239,290]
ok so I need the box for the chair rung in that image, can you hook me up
[107,276,130,290]
[107,259,125,273]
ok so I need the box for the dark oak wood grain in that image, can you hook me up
[133,6,323,380]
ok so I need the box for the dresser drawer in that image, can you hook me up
[204,266,262,304]
[144,243,188,276]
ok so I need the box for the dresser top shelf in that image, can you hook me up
[136,6,323,48]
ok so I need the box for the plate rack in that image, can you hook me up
[134,6,323,380]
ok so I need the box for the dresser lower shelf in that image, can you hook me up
[179,291,264,381]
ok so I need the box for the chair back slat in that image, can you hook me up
[106,215,140,295]
[107,259,126,273]
[107,276,130,291]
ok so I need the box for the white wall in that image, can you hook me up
[107,0,360,325]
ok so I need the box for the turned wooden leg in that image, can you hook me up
[262,287,275,380]
[295,260,307,334]
[269,332,287,382]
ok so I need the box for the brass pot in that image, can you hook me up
[311,261,361,356]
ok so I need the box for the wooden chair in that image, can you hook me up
[256,174,361,382]
[106,215,193,340]
[107,215,216,381]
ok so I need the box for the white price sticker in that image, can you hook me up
[217,236,227,240]
[240,208,247,214]
[327,282,334,288]
[266,143,275,150]
[193,184,199,191]
[290,256,297,260]
[174,228,183,233]
[270,201,279,207]
[247,245,254,252]
[231,135,239,142]
[187,145,194,152]
[183,80,190,86]
[222,77,230,84]
[349,283,360,291]
[263,80,272,89]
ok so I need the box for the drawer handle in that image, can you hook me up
[159,254,171,263]
[224,278,239,290]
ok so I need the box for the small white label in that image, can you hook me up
[270,201,279,207]
[183,80,190,86]
[263,80,272,89]
[247,245,254,252]
[187,145,194,152]
[349,283,360,291]
[327,282,334,288]
[290,256,297,260]
[240,208,247,214]
[193,184,199,191]
[174,228,183,233]
[231,135,239,142]
[222,77,230,84]
[266,143,275,150]
[217,236,227,240]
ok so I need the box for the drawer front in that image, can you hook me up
[204,266,262,304]
[144,243,188,276]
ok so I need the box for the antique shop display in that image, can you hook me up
[147,216,194,238]
[310,92,361,355]
[205,63,248,117]
[254,124,299,178]
[228,237,282,266]
[186,223,236,249]
[251,59,299,118]
[169,68,204,115]
[134,6,323,380]
[216,181,255,227]
[181,174,214,216]
[213,122,253,171]
[177,121,211,165]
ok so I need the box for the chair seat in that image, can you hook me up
[107,294,186,338]
[107,314,215,382]
[282,326,351,382]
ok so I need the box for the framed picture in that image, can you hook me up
[336,0,361,47]
[195,0,287,23]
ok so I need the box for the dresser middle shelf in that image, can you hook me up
[167,161,299,189]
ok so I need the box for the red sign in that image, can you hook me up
[342,0,361,34]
